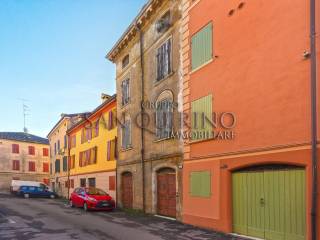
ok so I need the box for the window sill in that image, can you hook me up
[120,102,131,110]
[190,58,214,75]
[153,136,174,143]
[120,146,133,152]
[154,71,175,86]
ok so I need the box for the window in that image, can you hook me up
[156,11,171,33]
[63,156,68,172]
[190,171,211,197]
[81,126,92,143]
[156,38,172,81]
[43,178,49,185]
[121,119,131,149]
[122,54,129,69]
[43,162,49,172]
[12,160,20,171]
[28,161,36,172]
[108,110,114,130]
[70,179,74,188]
[121,78,130,106]
[43,148,49,157]
[57,140,60,152]
[50,163,52,174]
[80,179,86,187]
[88,178,96,187]
[79,147,97,167]
[55,159,60,173]
[156,99,173,139]
[70,135,76,148]
[28,146,35,155]
[107,138,117,161]
[54,143,57,155]
[191,94,213,141]
[109,176,116,191]
[69,155,75,169]
[12,144,19,154]
[93,120,99,138]
[64,135,67,149]
[191,22,213,70]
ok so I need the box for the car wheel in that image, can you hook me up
[83,202,88,211]
[50,194,55,199]
[24,193,29,199]
[70,200,74,208]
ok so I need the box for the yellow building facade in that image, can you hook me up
[68,95,117,200]
[47,113,88,198]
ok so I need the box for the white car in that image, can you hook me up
[10,180,51,193]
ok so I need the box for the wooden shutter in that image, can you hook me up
[109,176,116,191]
[107,141,111,160]
[63,156,67,171]
[191,22,213,70]
[191,94,213,141]
[126,79,130,104]
[108,111,112,130]
[12,144,19,154]
[114,137,118,159]
[190,171,211,197]
[79,152,83,167]
[29,161,35,172]
[43,163,49,172]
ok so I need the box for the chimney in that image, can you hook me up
[101,93,111,103]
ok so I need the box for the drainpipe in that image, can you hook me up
[136,23,146,212]
[67,136,71,200]
[310,0,318,238]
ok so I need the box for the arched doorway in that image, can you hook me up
[157,167,176,218]
[232,164,306,240]
[121,172,133,209]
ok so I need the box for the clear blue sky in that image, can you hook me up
[0,0,146,138]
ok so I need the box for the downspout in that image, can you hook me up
[67,135,70,200]
[310,0,318,238]
[136,23,146,212]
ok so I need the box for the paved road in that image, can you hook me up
[0,193,244,240]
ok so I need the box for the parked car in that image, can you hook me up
[70,187,115,211]
[11,180,51,193]
[18,186,56,199]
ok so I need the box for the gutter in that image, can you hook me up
[136,23,146,212]
[310,0,318,238]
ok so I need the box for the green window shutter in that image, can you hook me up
[63,156,68,172]
[190,171,211,197]
[191,94,213,141]
[191,22,213,70]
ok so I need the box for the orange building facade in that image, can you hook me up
[181,0,320,239]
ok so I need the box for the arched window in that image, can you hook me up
[156,90,174,139]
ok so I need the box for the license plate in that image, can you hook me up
[102,203,109,207]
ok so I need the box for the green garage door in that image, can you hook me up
[232,167,306,240]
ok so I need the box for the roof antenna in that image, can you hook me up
[19,98,30,133]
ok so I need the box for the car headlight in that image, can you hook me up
[87,196,97,202]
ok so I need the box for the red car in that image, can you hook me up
[70,187,115,211]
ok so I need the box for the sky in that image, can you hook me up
[0,0,146,138]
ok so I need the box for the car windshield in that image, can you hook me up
[85,188,107,195]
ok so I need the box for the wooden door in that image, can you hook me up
[157,169,176,218]
[121,172,133,209]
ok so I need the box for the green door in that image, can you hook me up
[232,168,306,240]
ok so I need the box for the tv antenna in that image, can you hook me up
[19,98,30,133]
